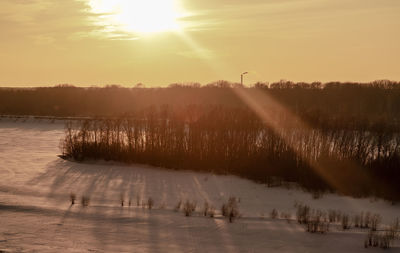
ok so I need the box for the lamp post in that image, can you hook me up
[241,72,248,86]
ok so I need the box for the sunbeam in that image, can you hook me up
[231,87,374,197]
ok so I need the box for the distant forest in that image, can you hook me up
[2,80,400,201]
[1,80,400,122]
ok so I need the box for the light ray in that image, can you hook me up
[232,87,372,196]
[174,30,230,79]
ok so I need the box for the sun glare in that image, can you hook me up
[88,0,185,34]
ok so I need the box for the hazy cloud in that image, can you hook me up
[182,0,400,34]
[0,0,399,85]
[0,0,110,43]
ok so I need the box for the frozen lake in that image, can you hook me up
[0,118,399,252]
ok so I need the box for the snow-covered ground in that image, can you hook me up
[0,118,399,252]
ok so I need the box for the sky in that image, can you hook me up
[0,0,399,87]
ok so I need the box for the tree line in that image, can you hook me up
[1,80,400,123]
[61,104,400,202]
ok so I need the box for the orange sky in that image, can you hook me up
[0,0,399,87]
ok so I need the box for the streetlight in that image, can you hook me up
[241,72,248,86]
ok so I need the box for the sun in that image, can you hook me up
[88,0,185,34]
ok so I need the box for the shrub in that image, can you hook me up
[363,212,370,228]
[70,193,76,205]
[270,209,278,219]
[380,232,392,249]
[341,214,350,230]
[354,211,380,230]
[354,214,360,228]
[386,218,399,240]
[81,196,90,207]
[305,209,329,234]
[203,201,209,216]
[296,204,329,233]
[370,214,381,231]
[183,200,196,216]
[120,193,125,206]
[365,230,394,249]
[296,204,310,224]
[222,197,240,223]
[328,210,337,223]
[147,197,154,210]
[393,218,400,238]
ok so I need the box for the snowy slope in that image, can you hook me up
[0,118,399,252]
